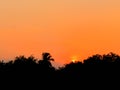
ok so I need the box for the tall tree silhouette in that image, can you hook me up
[38,52,54,69]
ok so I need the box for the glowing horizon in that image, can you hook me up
[0,0,120,67]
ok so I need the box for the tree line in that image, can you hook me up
[0,52,120,89]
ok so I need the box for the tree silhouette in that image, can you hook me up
[0,52,120,89]
[84,54,102,65]
[38,52,54,68]
[102,52,120,63]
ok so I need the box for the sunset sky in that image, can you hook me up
[0,0,120,67]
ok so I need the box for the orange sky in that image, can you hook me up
[0,0,120,67]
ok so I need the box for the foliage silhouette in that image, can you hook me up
[38,52,54,68]
[0,52,120,89]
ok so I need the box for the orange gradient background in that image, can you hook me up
[0,0,120,67]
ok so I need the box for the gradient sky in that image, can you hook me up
[0,0,120,67]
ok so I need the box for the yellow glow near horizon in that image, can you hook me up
[71,56,78,63]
